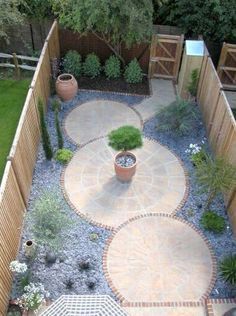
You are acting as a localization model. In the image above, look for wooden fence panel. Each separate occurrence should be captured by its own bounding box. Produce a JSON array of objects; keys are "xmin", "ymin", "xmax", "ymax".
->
[
  {"xmin": 0, "ymin": 20, "xmax": 60, "ymax": 314},
  {"xmin": 198, "ymin": 58, "xmax": 222, "ymax": 134},
  {"xmin": 196, "ymin": 49, "xmax": 236, "ymax": 234},
  {"xmin": 0, "ymin": 162, "xmax": 26, "ymax": 313},
  {"xmin": 217, "ymin": 42, "xmax": 236, "ymax": 90}
]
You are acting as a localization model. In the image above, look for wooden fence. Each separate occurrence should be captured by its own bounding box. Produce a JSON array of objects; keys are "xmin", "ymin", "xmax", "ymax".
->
[
  {"xmin": 148, "ymin": 34, "xmax": 184, "ymax": 81},
  {"xmin": 197, "ymin": 51, "xmax": 236, "ymax": 232},
  {"xmin": 59, "ymin": 28, "xmax": 151, "ymax": 73},
  {"xmin": 217, "ymin": 42, "xmax": 236, "ymax": 90},
  {"xmin": 0, "ymin": 20, "xmax": 60, "ymax": 314},
  {"xmin": 0, "ymin": 52, "xmax": 39, "ymax": 78}
]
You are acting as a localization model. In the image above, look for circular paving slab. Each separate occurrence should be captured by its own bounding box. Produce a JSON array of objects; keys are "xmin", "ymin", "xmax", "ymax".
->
[
  {"xmin": 64, "ymin": 100, "xmax": 141, "ymax": 145},
  {"xmin": 104, "ymin": 215, "xmax": 215, "ymax": 303},
  {"xmin": 63, "ymin": 138, "xmax": 187, "ymax": 228}
]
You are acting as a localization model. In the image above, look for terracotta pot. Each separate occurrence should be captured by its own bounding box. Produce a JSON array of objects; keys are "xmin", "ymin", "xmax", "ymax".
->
[
  {"xmin": 56, "ymin": 74, "xmax": 78, "ymax": 101},
  {"xmin": 114, "ymin": 152, "xmax": 137, "ymax": 182}
]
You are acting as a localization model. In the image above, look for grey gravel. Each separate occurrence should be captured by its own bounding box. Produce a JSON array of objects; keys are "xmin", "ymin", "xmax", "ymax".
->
[
  {"xmin": 143, "ymin": 110, "xmax": 236, "ymax": 298},
  {"xmin": 116, "ymin": 154, "xmax": 136, "ymax": 167}
]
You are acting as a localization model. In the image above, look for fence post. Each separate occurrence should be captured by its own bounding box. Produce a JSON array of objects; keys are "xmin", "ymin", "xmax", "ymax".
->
[{"xmin": 12, "ymin": 53, "xmax": 20, "ymax": 79}]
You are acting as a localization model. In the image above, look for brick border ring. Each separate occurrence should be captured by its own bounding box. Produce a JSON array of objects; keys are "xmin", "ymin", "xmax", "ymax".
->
[
  {"xmin": 60, "ymin": 136, "xmax": 189, "ymax": 231},
  {"xmin": 62, "ymin": 99, "xmax": 144, "ymax": 147},
  {"xmin": 102, "ymin": 213, "xmax": 217, "ymax": 305}
]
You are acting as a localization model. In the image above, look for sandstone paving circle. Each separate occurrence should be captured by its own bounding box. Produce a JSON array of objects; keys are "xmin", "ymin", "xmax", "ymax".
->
[
  {"xmin": 63, "ymin": 138, "xmax": 187, "ymax": 228},
  {"xmin": 64, "ymin": 100, "xmax": 142, "ymax": 145},
  {"xmin": 105, "ymin": 215, "xmax": 215, "ymax": 302}
]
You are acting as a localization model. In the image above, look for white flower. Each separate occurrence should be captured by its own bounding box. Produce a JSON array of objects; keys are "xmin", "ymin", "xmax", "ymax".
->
[{"xmin": 9, "ymin": 261, "xmax": 27, "ymax": 274}]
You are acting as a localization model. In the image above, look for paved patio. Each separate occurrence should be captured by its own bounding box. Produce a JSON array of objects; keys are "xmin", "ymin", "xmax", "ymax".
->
[
  {"xmin": 105, "ymin": 215, "xmax": 214, "ymax": 303},
  {"xmin": 64, "ymin": 100, "xmax": 141, "ymax": 145},
  {"xmin": 63, "ymin": 138, "xmax": 187, "ymax": 228},
  {"xmin": 61, "ymin": 79, "xmax": 217, "ymax": 314}
]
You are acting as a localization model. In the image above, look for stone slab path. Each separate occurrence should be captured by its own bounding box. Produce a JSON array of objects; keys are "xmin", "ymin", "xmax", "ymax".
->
[
  {"xmin": 64, "ymin": 99, "xmax": 141, "ymax": 145},
  {"xmin": 104, "ymin": 215, "xmax": 215, "ymax": 303},
  {"xmin": 63, "ymin": 138, "xmax": 187, "ymax": 229},
  {"xmin": 133, "ymin": 79, "xmax": 176, "ymax": 122}
]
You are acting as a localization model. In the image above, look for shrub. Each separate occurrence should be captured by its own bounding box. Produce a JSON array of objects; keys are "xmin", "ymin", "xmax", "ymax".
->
[
  {"xmin": 124, "ymin": 58, "xmax": 143, "ymax": 83},
  {"xmin": 55, "ymin": 148, "xmax": 73, "ymax": 164},
  {"xmin": 38, "ymin": 99, "xmax": 53, "ymax": 160},
  {"xmin": 156, "ymin": 98, "xmax": 198, "ymax": 135},
  {"xmin": 195, "ymin": 156, "xmax": 236, "ymax": 209},
  {"xmin": 108, "ymin": 125, "xmax": 143, "ymax": 152},
  {"xmin": 104, "ymin": 55, "xmax": 121, "ymax": 79},
  {"xmin": 55, "ymin": 110, "xmax": 63, "ymax": 149},
  {"xmin": 29, "ymin": 191, "xmax": 72, "ymax": 251},
  {"xmin": 200, "ymin": 211, "xmax": 225, "ymax": 234},
  {"xmin": 191, "ymin": 149, "xmax": 207, "ymax": 166},
  {"xmin": 51, "ymin": 98, "xmax": 60, "ymax": 112},
  {"xmin": 83, "ymin": 53, "xmax": 101, "ymax": 78},
  {"xmin": 187, "ymin": 69, "xmax": 199, "ymax": 97},
  {"xmin": 220, "ymin": 255, "xmax": 236, "ymax": 285},
  {"xmin": 63, "ymin": 50, "xmax": 82, "ymax": 78}
]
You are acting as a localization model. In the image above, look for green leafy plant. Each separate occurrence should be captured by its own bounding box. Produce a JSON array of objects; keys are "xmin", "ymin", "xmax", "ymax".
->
[
  {"xmin": 200, "ymin": 211, "xmax": 225, "ymax": 234},
  {"xmin": 55, "ymin": 149, "xmax": 73, "ymax": 164},
  {"xmin": 83, "ymin": 53, "xmax": 101, "ymax": 78},
  {"xmin": 104, "ymin": 55, "xmax": 121, "ymax": 79},
  {"xmin": 0, "ymin": 0, "xmax": 25, "ymax": 43},
  {"xmin": 187, "ymin": 69, "xmax": 199, "ymax": 98},
  {"xmin": 51, "ymin": 99, "xmax": 61, "ymax": 112},
  {"xmin": 108, "ymin": 125, "xmax": 143, "ymax": 152},
  {"xmin": 29, "ymin": 191, "xmax": 72, "ymax": 251},
  {"xmin": 195, "ymin": 156, "xmax": 236, "ymax": 209},
  {"xmin": 156, "ymin": 98, "xmax": 198, "ymax": 135},
  {"xmin": 220, "ymin": 254, "xmax": 236, "ymax": 285},
  {"xmin": 38, "ymin": 99, "xmax": 53, "ymax": 160},
  {"xmin": 51, "ymin": 0, "xmax": 153, "ymax": 64},
  {"xmin": 63, "ymin": 50, "xmax": 82, "ymax": 78},
  {"xmin": 124, "ymin": 58, "xmax": 143, "ymax": 83},
  {"xmin": 191, "ymin": 149, "xmax": 207, "ymax": 166},
  {"xmin": 55, "ymin": 110, "xmax": 63, "ymax": 149}
]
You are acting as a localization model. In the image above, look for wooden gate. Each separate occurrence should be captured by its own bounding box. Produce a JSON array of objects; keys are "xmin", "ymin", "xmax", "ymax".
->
[
  {"xmin": 217, "ymin": 42, "xmax": 236, "ymax": 90},
  {"xmin": 148, "ymin": 34, "xmax": 184, "ymax": 81}
]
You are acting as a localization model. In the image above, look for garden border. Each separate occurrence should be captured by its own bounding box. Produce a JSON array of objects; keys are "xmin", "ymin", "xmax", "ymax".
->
[{"xmin": 102, "ymin": 213, "xmax": 217, "ymax": 305}]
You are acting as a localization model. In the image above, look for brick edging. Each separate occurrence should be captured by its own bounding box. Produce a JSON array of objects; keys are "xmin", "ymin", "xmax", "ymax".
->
[
  {"xmin": 122, "ymin": 301, "xmax": 205, "ymax": 307},
  {"xmin": 60, "ymin": 136, "xmax": 189, "ymax": 230},
  {"xmin": 206, "ymin": 298, "xmax": 236, "ymax": 316},
  {"xmin": 62, "ymin": 99, "xmax": 144, "ymax": 147},
  {"xmin": 102, "ymin": 213, "xmax": 217, "ymax": 304}
]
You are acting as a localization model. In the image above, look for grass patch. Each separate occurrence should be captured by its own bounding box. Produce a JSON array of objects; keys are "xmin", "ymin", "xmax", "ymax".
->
[{"xmin": 0, "ymin": 79, "xmax": 30, "ymax": 181}]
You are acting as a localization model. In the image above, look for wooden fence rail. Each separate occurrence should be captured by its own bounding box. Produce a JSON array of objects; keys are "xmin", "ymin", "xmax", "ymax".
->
[
  {"xmin": 0, "ymin": 20, "xmax": 60, "ymax": 314},
  {"xmin": 197, "ymin": 51, "xmax": 236, "ymax": 232}
]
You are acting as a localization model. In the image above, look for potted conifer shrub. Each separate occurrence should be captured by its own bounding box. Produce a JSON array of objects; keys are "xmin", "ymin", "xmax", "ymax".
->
[{"xmin": 108, "ymin": 125, "xmax": 143, "ymax": 182}]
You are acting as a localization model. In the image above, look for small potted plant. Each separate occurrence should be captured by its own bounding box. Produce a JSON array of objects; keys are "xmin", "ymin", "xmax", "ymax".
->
[{"xmin": 108, "ymin": 125, "xmax": 143, "ymax": 182}]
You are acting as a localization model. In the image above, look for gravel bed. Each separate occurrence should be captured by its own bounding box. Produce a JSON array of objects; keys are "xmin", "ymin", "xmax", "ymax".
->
[
  {"xmin": 11, "ymin": 90, "xmax": 145, "ymax": 302},
  {"xmin": 12, "ymin": 90, "xmax": 235, "ymax": 302},
  {"xmin": 143, "ymin": 111, "xmax": 236, "ymax": 298}
]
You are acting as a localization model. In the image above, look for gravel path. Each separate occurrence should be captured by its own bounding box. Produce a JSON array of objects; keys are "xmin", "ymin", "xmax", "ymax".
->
[{"xmin": 12, "ymin": 90, "xmax": 236, "ymax": 302}]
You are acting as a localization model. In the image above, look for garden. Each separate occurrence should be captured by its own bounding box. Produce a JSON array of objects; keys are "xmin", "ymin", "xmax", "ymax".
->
[{"xmin": 1, "ymin": 0, "xmax": 236, "ymax": 315}]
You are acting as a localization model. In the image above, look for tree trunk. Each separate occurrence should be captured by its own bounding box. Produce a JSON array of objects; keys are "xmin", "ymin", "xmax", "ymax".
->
[{"xmin": 92, "ymin": 31, "xmax": 125, "ymax": 65}]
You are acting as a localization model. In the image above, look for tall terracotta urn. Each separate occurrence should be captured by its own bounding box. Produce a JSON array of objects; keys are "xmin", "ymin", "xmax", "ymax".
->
[{"xmin": 56, "ymin": 74, "xmax": 78, "ymax": 101}]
